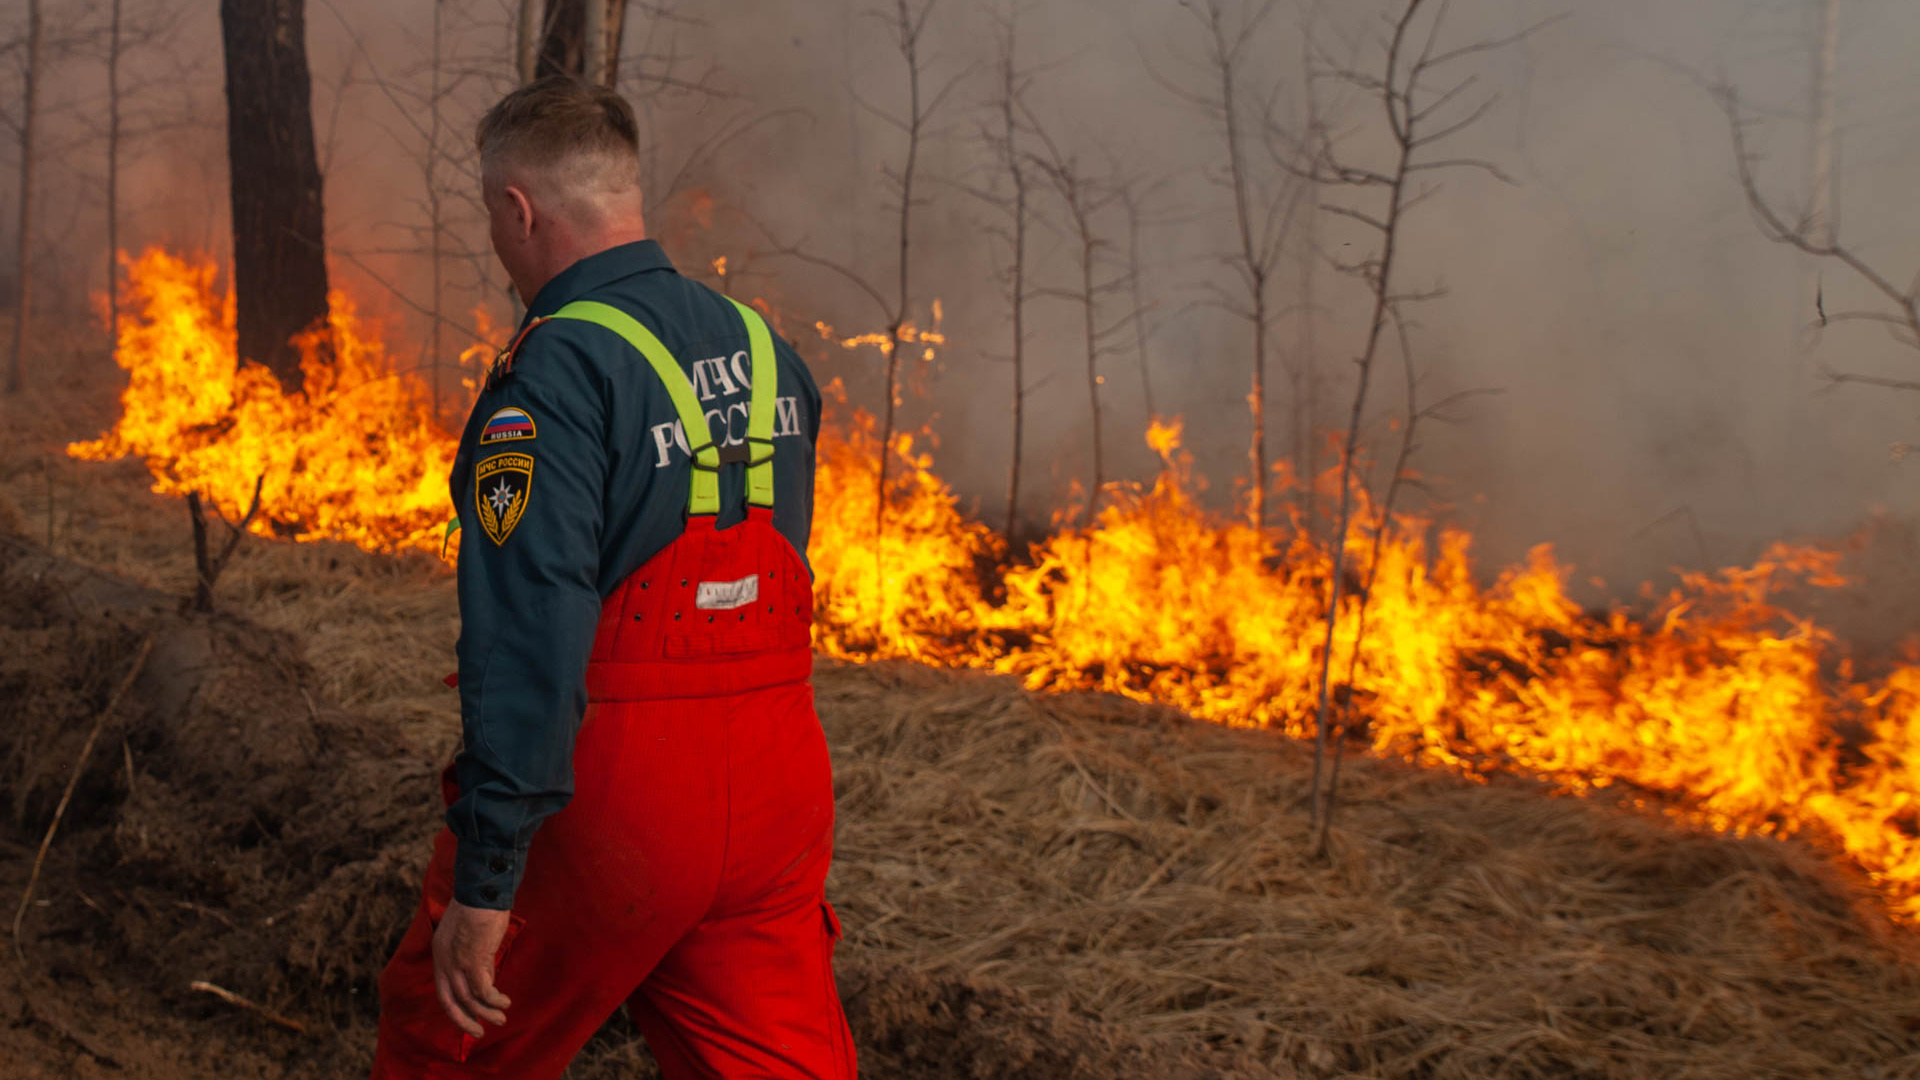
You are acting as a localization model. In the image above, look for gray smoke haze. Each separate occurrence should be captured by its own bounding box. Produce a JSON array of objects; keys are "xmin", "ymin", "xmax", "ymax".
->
[{"xmin": 7, "ymin": 0, "xmax": 1920, "ymax": 614}]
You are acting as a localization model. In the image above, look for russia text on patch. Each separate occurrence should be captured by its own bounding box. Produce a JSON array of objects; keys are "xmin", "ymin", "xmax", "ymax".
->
[{"xmin": 481, "ymin": 406, "xmax": 537, "ymax": 444}]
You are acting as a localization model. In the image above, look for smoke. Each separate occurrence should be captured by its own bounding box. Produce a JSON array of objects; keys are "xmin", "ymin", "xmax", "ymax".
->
[{"xmin": 8, "ymin": 0, "xmax": 1920, "ymax": 611}]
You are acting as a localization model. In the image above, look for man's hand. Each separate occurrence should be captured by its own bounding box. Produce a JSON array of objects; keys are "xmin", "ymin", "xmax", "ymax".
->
[{"xmin": 432, "ymin": 900, "xmax": 515, "ymax": 1038}]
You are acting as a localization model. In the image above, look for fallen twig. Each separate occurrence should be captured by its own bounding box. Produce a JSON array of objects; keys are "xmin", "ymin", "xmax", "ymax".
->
[
  {"xmin": 189, "ymin": 980, "xmax": 310, "ymax": 1035},
  {"xmin": 175, "ymin": 901, "xmax": 236, "ymax": 928},
  {"xmin": 11, "ymin": 635, "xmax": 155, "ymax": 961}
]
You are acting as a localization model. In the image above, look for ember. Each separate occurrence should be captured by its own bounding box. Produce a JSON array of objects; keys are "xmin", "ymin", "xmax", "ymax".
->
[{"xmin": 75, "ymin": 246, "xmax": 1920, "ymax": 924}]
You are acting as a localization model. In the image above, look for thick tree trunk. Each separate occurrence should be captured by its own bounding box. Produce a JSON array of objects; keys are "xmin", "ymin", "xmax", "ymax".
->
[
  {"xmin": 220, "ymin": 0, "xmax": 331, "ymax": 395},
  {"xmin": 536, "ymin": 0, "xmax": 627, "ymax": 86},
  {"xmin": 6, "ymin": 0, "xmax": 40, "ymax": 396}
]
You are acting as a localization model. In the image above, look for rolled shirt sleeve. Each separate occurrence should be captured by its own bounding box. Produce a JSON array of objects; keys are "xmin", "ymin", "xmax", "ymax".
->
[{"xmin": 446, "ymin": 332, "xmax": 608, "ymax": 910}]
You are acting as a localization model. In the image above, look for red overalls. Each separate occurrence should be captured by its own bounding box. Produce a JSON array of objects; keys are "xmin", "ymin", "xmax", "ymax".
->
[{"xmin": 371, "ymin": 298, "xmax": 856, "ymax": 1080}]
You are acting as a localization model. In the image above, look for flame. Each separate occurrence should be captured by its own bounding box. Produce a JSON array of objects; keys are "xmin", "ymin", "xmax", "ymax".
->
[
  {"xmin": 70, "ymin": 250, "xmax": 459, "ymax": 551},
  {"xmin": 813, "ymin": 307, "xmax": 946, "ymax": 361},
  {"xmin": 74, "ymin": 248, "xmax": 1920, "ymax": 923},
  {"xmin": 810, "ymin": 418, "xmax": 1920, "ymax": 921}
]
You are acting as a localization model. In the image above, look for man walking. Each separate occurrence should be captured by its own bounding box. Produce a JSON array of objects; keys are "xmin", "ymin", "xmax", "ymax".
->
[{"xmin": 371, "ymin": 77, "xmax": 855, "ymax": 1080}]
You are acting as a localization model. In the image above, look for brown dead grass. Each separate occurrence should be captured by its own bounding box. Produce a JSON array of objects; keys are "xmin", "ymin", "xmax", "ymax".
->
[
  {"xmin": 822, "ymin": 659, "xmax": 1920, "ymax": 1078},
  {"xmin": 3, "ymin": 370, "xmax": 1920, "ymax": 1079}
]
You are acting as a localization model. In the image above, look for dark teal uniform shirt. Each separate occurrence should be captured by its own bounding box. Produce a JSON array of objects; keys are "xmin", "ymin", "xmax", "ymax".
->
[{"xmin": 448, "ymin": 240, "xmax": 821, "ymax": 910}]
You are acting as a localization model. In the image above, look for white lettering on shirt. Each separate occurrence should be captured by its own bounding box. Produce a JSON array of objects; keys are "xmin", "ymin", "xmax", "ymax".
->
[
  {"xmin": 691, "ymin": 355, "xmax": 739, "ymax": 401},
  {"xmin": 773, "ymin": 396, "xmax": 802, "ymax": 438},
  {"xmin": 650, "ymin": 396, "xmax": 804, "ymax": 467}
]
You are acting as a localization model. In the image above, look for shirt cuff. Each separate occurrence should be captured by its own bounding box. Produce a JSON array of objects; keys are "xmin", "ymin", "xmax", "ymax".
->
[{"xmin": 451, "ymin": 842, "xmax": 526, "ymax": 910}]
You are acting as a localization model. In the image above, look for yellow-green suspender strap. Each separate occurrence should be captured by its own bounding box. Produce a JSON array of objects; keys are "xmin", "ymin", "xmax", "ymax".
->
[
  {"xmin": 547, "ymin": 299, "xmax": 777, "ymax": 516},
  {"xmin": 729, "ymin": 297, "xmax": 779, "ymax": 509}
]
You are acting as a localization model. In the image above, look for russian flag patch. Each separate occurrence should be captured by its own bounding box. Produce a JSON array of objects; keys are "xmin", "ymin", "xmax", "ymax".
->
[{"xmin": 480, "ymin": 406, "xmax": 536, "ymax": 444}]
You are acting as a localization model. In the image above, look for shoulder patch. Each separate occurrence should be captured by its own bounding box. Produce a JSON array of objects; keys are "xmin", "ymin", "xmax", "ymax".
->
[
  {"xmin": 480, "ymin": 406, "xmax": 537, "ymax": 444},
  {"xmin": 475, "ymin": 452, "xmax": 534, "ymax": 546}
]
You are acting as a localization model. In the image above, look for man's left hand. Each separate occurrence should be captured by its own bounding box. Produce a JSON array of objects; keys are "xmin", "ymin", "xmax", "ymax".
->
[{"xmin": 432, "ymin": 899, "xmax": 514, "ymax": 1038}]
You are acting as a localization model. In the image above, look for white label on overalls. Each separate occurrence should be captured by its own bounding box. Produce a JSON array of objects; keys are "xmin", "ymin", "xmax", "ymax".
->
[{"xmin": 695, "ymin": 575, "xmax": 760, "ymax": 610}]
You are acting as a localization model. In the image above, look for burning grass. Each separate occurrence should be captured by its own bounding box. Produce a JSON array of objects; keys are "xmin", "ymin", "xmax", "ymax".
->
[
  {"xmin": 68, "ymin": 250, "xmax": 465, "ymax": 553},
  {"xmin": 61, "ymin": 246, "xmax": 1920, "ymax": 929},
  {"xmin": 0, "ymin": 455, "xmax": 1916, "ymax": 1076}
]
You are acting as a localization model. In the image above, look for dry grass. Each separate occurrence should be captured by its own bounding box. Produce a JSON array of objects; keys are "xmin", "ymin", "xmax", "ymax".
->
[
  {"xmin": 3, "ymin": 352, "xmax": 463, "ymax": 751},
  {"xmin": 4, "ymin": 364, "xmax": 1920, "ymax": 1079},
  {"xmin": 820, "ymin": 660, "xmax": 1920, "ymax": 1078}
]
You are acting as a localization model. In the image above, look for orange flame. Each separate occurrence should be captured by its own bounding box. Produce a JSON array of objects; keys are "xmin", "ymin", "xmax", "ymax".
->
[
  {"xmin": 74, "ymin": 248, "xmax": 1920, "ymax": 923},
  {"xmin": 70, "ymin": 250, "xmax": 459, "ymax": 551},
  {"xmin": 813, "ymin": 301, "xmax": 946, "ymax": 362}
]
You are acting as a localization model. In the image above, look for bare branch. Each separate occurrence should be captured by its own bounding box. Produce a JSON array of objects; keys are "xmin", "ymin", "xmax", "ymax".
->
[
  {"xmin": 1717, "ymin": 83, "xmax": 1920, "ymax": 350},
  {"xmin": 1421, "ymin": 13, "xmax": 1567, "ymax": 70},
  {"xmin": 1410, "ymin": 90, "xmax": 1500, "ymax": 147},
  {"xmin": 1818, "ymin": 366, "xmax": 1920, "ymax": 394},
  {"xmin": 1405, "ymin": 157, "xmax": 1516, "ymax": 184},
  {"xmin": 1320, "ymin": 203, "xmax": 1389, "ymax": 233}
]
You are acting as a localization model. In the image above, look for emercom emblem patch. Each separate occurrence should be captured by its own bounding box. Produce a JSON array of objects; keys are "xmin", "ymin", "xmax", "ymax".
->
[
  {"xmin": 475, "ymin": 452, "xmax": 534, "ymax": 546},
  {"xmin": 481, "ymin": 406, "xmax": 536, "ymax": 444}
]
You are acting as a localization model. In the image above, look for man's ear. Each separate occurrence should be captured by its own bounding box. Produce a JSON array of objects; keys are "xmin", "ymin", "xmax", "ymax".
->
[{"xmin": 505, "ymin": 184, "xmax": 535, "ymax": 241}]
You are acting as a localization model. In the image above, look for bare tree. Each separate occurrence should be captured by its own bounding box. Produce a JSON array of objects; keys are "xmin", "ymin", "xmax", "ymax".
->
[
  {"xmin": 616, "ymin": 10, "xmax": 777, "ymax": 221},
  {"xmin": 516, "ymin": 0, "xmax": 539, "ymax": 82},
  {"xmin": 761, "ymin": 0, "xmax": 958, "ymax": 609},
  {"xmin": 1028, "ymin": 127, "xmax": 1132, "ymax": 521},
  {"xmin": 967, "ymin": 3, "xmax": 1038, "ymax": 542},
  {"xmin": 220, "ymin": 0, "xmax": 332, "ymax": 393},
  {"xmin": 583, "ymin": 0, "xmax": 623, "ymax": 86},
  {"xmin": 1313, "ymin": 312, "xmax": 1498, "ymax": 854},
  {"xmin": 428, "ymin": 0, "xmax": 447, "ymax": 413},
  {"xmin": 1291, "ymin": 0, "xmax": 1538, "ymax": 836},
  {"xmin": 1799, "ymin": 0, "xmax": 1839, "ymax": 360},
  {"xmin": 1166, "ymin": 0, "xmax": 1307, "ymax": 528},
  {"xmin": 873, "ymin": 0, "xmax": 940, "ymax": 543},
  {"xmin": 5, "ymin": 0, "xmax": 41, "ymax": 396},
  {"xmin": 319, "ymin": 0, "xmax": 532, "ymax": 388},
  {"xmin": 534, "ymin": 0, "xmax": 628, "ymax": 85},
  {"xmin": 1720, "ymin": 80, "xmax": 1920, "ymax": 390},
  {"xmin": 1716, "ymin": 3, "xmax": 1920, "ymax": 399},
  {"xmin": 323, "ymin": 0, "xmax": 753, "ymax": 420},
  {"xmin": 1117, "ymin": 178, "xmax": 1170, "ymax": 422},
  {"xmin": 104, "ymin": 0, "xmax": 120, "ymax": 338},
  {"xmin": 94, "ymin": 0, "xmax": 193, "ymax": 359},
  {"xmin": 1289, "ymin": 27, "xmax": 1326, "ymax": 535}
]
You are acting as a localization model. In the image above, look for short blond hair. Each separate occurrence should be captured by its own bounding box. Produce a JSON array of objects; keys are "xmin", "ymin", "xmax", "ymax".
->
[{"xmin": 475, "ymin": 76, "xmax": 642, "ymax": 208}]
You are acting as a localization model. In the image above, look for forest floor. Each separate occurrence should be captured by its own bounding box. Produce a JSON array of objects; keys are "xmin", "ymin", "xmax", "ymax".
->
[{"xmin": 2, "ymin": 340, "xmax": 1918, "ymax": 1079}]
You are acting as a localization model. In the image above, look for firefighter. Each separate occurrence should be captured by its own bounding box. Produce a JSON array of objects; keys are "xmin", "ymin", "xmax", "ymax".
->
[{"xmin": 370, "ymin": 76, "xmax": 855, "ymax": 1079}]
